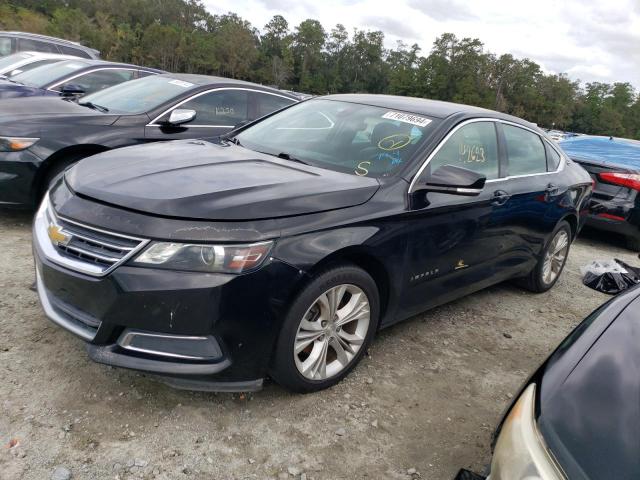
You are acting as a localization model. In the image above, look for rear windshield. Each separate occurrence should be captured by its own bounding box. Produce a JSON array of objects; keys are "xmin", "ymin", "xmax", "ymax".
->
[
  {"xmin": 79, "ymin": 75, "xmax": 196, "ymax": 114},
  {"xmin": 11, "ymin": 59, "xmax": 88, "ymax": 87},
  {"xmin": 236, "ymin": 99, "xmax": 439, "ymax": 178}
]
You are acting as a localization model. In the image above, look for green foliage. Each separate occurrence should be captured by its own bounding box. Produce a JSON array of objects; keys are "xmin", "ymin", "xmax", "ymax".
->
[{"xmin": 2, "ymin": 0, "xmax": 639, "ymax": 138}]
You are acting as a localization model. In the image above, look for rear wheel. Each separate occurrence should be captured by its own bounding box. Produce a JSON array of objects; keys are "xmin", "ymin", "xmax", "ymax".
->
[
  {"xmin": 519, "ymin": 221, "xmax": 572, "ymax": 293},
  {"xmin": 270, "ymin": 264, "xmax": 379, "ymax": 393}
]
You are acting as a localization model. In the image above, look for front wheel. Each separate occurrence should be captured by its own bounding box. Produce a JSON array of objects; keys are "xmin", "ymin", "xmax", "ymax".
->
[
  {"xmin": 519, "ymin": 221, "xmax": 572, "ymax": 293},
  {"xmin": 270, "ymin": 264, "xmax": 379, "ymax": 393}
]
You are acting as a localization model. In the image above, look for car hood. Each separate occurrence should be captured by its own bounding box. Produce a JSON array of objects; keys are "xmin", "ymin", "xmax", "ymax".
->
[
  {"xmin": 0, "ymin": 80, "xmax": 55, "ymax": 99},
  {"xmin": 537, "ymin": 286, "xmax": 640, "ymax": 479},
  {"xmin": 66, "ymin": 140, "xmax": 380, "ymax": 220},
  {"xmin": 0, "ymin": 96, "xmax": 114, "ymax": 122}
]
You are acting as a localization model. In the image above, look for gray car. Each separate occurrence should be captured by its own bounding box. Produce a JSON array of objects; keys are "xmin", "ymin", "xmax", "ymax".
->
[{"xmin": 0, "ymin": 31, "xmax": 100, "ymax": 59}]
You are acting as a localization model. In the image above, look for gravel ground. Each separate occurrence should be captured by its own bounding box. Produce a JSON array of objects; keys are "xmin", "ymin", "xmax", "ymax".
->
[{"xmin": 1, "ymin": 209, "xmax": 638, "ymax": 480}]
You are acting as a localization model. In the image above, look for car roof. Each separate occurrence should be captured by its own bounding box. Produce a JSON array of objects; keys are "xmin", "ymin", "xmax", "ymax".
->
[
  {"xmin": 52, "ymin": 58, "xmax": 165, "ymax": 72},
  {"xmin": 0, "ymin": 31, "xmax": 99, "ymax": 55},
  {"xmin": 156, "ymin": 73, "xmax": 299, "ymax": 97},
  {"xmin": 321, "ymin": 93, "xmax": 537, "ymax": 126}
]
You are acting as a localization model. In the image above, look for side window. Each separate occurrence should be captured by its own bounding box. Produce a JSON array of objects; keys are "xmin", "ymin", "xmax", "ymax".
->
[
  {"xmin": 178, "ymin": 90, "xmax": 249, "ymax": 126},
  {"xmin": 57, "ymin": 69, "xmax": 135, "ymax": 94},
  {"xmin": 0, "ymin": 37, "xmax": 13, "ymax": 56},
  {"xmin": 429, "ymin": 122, "xmax": 499, "ymax": 180},
  {"xmin": 58, "ymin": 45, "xmax": 92, "ymax": 59},
  {"xmin": 503, "ymin": 125, "xmax": 547, "ymax": 176},
  {"xmin": 254, "ymin": 93, "xmax": 294, "ymax": 119},
  {"xmin": 136, "ymin": 70, "xmax": 156, "ymax": 79},
  {"xmin": 545, "ymin": 143, "xmax": 561, "ymax": 171},
  {"xmin": 17, "ymin": 38, "xmax": 59, "ymax": 53}
]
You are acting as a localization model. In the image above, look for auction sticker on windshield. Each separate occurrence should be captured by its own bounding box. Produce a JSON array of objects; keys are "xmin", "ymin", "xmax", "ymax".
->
[
  {"xmin": 169, "ymin": 79, "xmax": 194, "ymax": 88},
  {"xmin": 382, "ymin": 111, "xmax": 432, "ymax": 127}
]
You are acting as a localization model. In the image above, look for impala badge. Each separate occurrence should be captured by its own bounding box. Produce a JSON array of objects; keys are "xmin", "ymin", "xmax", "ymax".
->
[{"xmin": 454, "ymin": 259, "xmax": 469, "ymax": 270}]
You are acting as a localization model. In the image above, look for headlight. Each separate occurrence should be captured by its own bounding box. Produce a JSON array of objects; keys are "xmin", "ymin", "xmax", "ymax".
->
[
  {"xmin": 0, "ymin": 136, "xmax": 39, "ymax": 152},
  {"xmin": 132, "ymin": 241, "xmax": 273, "ymax": 273},
  {"xmin": 490, "ymin": 384, "xmax": 565, "ymax": 480}
]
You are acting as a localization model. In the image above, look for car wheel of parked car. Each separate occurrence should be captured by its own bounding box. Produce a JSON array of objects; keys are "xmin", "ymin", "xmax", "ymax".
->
[
  {"xmin": 270, "ymin": 264, "xmax": 379, "ymax": 392},
  {"xmin": 519, "ymin": 221, "xmax": 572, "ymax": 293},
  {"xmin": 627, "ymin": 236, "xmax": 640, "ymax": 252},
  {"xmin": 40, "ymin": 153, "xmax": 88, "ymax": 199}
]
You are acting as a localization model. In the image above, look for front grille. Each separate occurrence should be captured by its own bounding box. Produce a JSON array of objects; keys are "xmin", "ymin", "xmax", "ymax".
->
[
  {"xmin": 56, "ymin": 218, "xmax": 143, "ymax": 269},
  {"xmin": 40, "ymin": 199, "xmax": 149, "ymax": 276}
]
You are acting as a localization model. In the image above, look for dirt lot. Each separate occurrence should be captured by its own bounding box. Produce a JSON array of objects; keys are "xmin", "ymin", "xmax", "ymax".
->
[{"xmin": 1, "ymin": 209, "xmax": 638, "ymax": 480}]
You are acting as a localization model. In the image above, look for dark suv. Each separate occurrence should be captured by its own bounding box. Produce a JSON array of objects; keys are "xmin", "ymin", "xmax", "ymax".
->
[{"xmin": 0, "ymin": 31, "xmax": 100, "ymax": 59}]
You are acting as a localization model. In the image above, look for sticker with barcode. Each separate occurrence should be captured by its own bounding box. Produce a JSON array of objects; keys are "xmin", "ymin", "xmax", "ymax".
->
[
  {"xmin": 382, "ymin": 111, "xmax": 432, "ymax": 127},
  {"xmin": 169, "ymin": 79, "xmax": 194, "ymax": 88}
]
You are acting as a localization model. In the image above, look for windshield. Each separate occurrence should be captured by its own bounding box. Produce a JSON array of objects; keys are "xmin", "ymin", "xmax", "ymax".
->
[
  {"xmin": 0, "ymin": 52, "xmax": 33, "ymax": 72},
  {"xmin": 11, "ymin": 59, "xmax": 87, "ymax": 87},
  {"xmin": 79, "ymin": 75, "xmax": 195, "ymax": 114},
  {"xmin": 235, "ymin": 99, "xmax": 439, "ymax": 178}
]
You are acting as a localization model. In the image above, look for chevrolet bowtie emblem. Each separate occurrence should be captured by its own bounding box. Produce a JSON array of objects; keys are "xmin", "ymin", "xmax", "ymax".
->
[{"xmin": 47, "ymin": 225, "xmax": 71, "ymax": 246}]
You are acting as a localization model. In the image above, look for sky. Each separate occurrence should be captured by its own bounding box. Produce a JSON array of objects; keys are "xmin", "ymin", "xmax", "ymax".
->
[{"xmin": 203, "ymin": 0, "xmax": 640, "ymax": 88}]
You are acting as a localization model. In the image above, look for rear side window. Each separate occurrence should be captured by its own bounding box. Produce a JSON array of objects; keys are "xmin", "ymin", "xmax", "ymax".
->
[
  {"xmin": 503, "ymin": 125, "xmax": 547, "ymax": 176},
  {"xmin": 0, "ymin": 37, "xmax": 12, "ymax": 56},
  {"xmin": 429, "ymin": 121, "xmax": 500, "ymax": 180},
  {"xmin": 545, "ymin": 143, "xmax": 561, "ymax": 171},
  {"xmin": 179, "ymin": 90, "xmax": 249, "ymax": 126},
  {"xmin": 254, "ymin": 93, "xmax": 295, "ymax": 119},
  {"xmin": 56, "ymin": 69, "xmax": 135, "ymax": 94},
  {"xmin": 17, "ymin": 38, "xmax": 59, "ymax": 53},
  {"xmin": 58, "ymin": 45, "xmax": 92, "ymax": 59}
]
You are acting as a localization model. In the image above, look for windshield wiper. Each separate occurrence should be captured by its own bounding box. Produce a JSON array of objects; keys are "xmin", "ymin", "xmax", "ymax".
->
[
  {"xmin": 78, "ymin": 101, "xmax": 109, "ymax": 113},
  {"xmin": 225, "ymin": 136, "xmax": 241, "ymax": 146},
  {"xmin": 276, "ymin": 152, "xmax": 310, "ymax": 165}
]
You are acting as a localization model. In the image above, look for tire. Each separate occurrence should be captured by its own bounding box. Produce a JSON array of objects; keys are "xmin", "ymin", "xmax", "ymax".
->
[
  {"xmin": 626, "ymin": 236, "xmax": 640, "ymax": 252},
  {"xmin": 270, "ymin": 264, "xmax": 380, "ymax": 393},
  {"xmin": 518, "ymin": 221, "xmax": 572, "ymax": 293},
  {"xmin": 39, "ymin": 153, "xmax": 87, "ymax": 199}
]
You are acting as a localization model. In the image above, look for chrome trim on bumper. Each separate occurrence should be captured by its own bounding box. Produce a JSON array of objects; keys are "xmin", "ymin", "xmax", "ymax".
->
[
  {"xmin": 117, "ymin": 330, "xmax": 222, "ymax": 361},
  {"xmin": 35, "ymin": 266, "xmax": 97, "ymax": 341}
]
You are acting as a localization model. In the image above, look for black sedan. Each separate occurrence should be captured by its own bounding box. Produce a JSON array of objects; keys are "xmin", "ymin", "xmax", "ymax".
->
[
  {"xmin": 485, "ymin": 283, "xmax": 640, "ymax": 479},
  {"xmin": 33, "ymin": 95, "xmax": 592, "ymax": 392},
  {"xmin": 560, "ymin": 135, "xmax": 640, "ymax": 251},
  {"xmin": 0, "ymin": 73, "xmax": 297, "ymax": 207},
  {"xmin": 0, "ymin": 58, "xmax": 163, "ymax": 99}
]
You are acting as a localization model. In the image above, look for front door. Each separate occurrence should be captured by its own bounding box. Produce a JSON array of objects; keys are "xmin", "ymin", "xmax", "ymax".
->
[{"xmin": 400, "ymin": 120, "xmax": 511, "ymax": 317}]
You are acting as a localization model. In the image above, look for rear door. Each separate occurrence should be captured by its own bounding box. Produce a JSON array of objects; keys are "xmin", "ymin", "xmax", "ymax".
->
[{"xmin": 491, "ymin": 123, "xmax": 562, "ymax": 269}]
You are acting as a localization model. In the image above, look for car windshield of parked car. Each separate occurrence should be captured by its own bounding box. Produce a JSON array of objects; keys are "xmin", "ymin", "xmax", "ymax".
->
[
  {"xmin": 79, "ymin": 75, "xmax": 196, "ymax": 114},
  {"xmin": 11, "ymin": 59, "xmax": 87, "ymax": 87},
  {"xmin": 235, "ymin": 99, "xmax": 439, "ymax": 178}
]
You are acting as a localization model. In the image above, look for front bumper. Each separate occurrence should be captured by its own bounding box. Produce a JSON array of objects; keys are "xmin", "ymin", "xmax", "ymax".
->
[
  {"xmin": 0, "ymin": 149, "xmax": 42, "ymax": 207},
  {"xmin": 33, "ymin": 205, "xmax": 303, "ymax": 390}
]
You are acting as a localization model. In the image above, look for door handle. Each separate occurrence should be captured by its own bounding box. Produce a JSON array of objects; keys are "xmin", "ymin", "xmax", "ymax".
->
[{"xmin": 491, "ymin": 190, "xmax": 511, "ymax": 206}]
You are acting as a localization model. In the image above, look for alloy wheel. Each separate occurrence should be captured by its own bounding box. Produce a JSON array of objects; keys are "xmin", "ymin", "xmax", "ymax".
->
[
  {"xmin": 293, "ymin": 284, "xmax": 371, "ymax": 380},
  {"xmin": 542, "ymin": 230, "xmax": 570, "ymax": 285}
]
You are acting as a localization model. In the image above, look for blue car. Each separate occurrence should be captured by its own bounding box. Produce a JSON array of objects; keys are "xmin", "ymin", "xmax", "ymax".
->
[
  {"xmin": 560, "ymin": 135, "xmax": 640, "ymax": 251},
  {"xmin": 0, "ymin": 58, "xmax": 163, "ymax": 99}
]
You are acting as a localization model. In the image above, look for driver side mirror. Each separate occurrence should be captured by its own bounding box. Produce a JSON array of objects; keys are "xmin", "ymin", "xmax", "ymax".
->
[
  {"xmin": 60, "ymin": 83, "xmax": 86, "ymax": 96},
  {"xmin": 423, "ymin": 165, "xmax": 486, "ymax": 196},
  {"xmin": 166, "ymin": 108, "xmax": 196, "ymax": 126}
]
